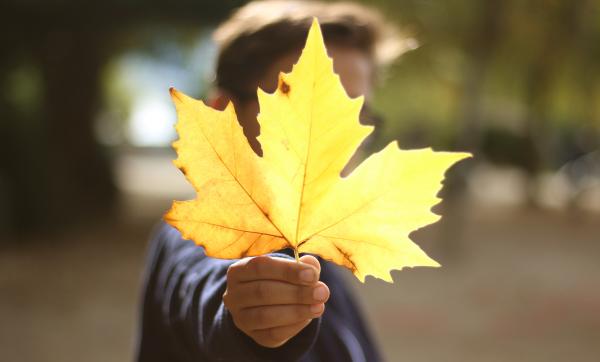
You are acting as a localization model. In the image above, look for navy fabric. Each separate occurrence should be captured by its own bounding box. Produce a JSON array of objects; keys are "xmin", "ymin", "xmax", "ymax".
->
[{"xmin": 136, "ymin": 222, "xmax": 382, "ymax": 362}]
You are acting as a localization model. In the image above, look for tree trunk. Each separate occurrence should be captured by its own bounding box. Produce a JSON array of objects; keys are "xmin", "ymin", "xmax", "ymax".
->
[{"xmin": 39, "ymin": 29, "xmax": 116, "ymax": 229}]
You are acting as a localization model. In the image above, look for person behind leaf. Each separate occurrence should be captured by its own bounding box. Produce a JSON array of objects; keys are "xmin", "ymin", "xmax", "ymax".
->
[{"xmin": 136, "ymin": 1, "xmax": 414, "ymax": 361}]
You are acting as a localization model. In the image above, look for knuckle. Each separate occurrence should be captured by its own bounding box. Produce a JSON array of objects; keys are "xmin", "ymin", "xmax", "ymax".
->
[
  {"xmin": 255, "ymin": 308, "xmax": 267, "ymax": 326},
  {"xmin": 256, "ymin": 307, "xmax": 271, "ymax": 327},
  {"xmin": 295, "ymin": 305, "xmax": 306, "ymax": 320},
  {"xmin": 296, "ymin": 286, "xmax": 305, "ymax": 302},
  {"xmin": 222, "ymin": 290, "xmax": 231, "ymax": 308},
  {"xmin": 253, "ymin": 256, "xmax": 270, "ymax": 278},
  {"xmin": 226, "ymin": 264, "xmax": 238, "ymax": 281},
  {"xmin": 255, "ymin": 281, "xmax": 268, "ymax": 302},
  {"xmin": 238, "ymin": 311, "xmax": 254, "ymax": 331},
  {"xmin": 267, "ymin": 327, "xmax": 287, "ymax": 344},
  {"xmin": 250, "ymin": 333, "xmax": 263, "ymax": 346},
  {"xmin": 255, "ymin": 334, "xmax": 277, "ymax": 348},
  {"xmin": 247, "ymin": 257, "xmax": 262, "ymax": 276},
  {"xmin": 231, "ymin": 313, "xmax": 246, "ymax": 331},
  {"xmin": 285, "ymin": 265, "xmax": 296, "ymax": 282}
]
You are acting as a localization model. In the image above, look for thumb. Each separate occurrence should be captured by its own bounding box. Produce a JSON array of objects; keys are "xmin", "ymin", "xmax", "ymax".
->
[{"xmin": 299, "ymin": 254, "xmax": 321, "ymax": 277}]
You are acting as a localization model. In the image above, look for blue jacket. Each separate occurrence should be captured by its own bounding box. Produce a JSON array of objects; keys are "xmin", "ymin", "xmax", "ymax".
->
[{"xmin": 136, "ymin": 223, "xmax": 382, "ymax": 362}]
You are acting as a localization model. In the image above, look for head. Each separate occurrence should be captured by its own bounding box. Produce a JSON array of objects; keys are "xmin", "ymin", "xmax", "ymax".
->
[{"xmin": 210, "ymin": 0, "xmax": 414, "ymax": 153}]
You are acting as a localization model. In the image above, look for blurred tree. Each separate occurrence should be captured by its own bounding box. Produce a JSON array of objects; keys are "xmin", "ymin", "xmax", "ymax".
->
[{"xmin": 0, "ymin": 0, "xmax": 243, "ymax": 235}]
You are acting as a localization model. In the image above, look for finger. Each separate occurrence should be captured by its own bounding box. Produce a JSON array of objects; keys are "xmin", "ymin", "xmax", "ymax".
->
[
  {"xmin": 299, "ymin": 254, "xmax": 321, "ymax": 275},
  {"xmin": 251, "ymin": 319, "xmax": 312, "ymax": 348},
  {"xmin": 232, "ymin": 280, "xmax": 329, "ymax": 308},
  {"xmin": 231, "ymin": 255, "xmax": 319, "ymax": 285},
  {"xmin": 239, "ymin": 303, "xmax": 325, "ymax": 330}
]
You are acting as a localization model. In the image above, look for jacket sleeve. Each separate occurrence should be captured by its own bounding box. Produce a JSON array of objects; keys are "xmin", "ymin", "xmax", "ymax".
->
[{"xmin": 139, "ymin": 222, "xmax": 320, "ymax": 362}]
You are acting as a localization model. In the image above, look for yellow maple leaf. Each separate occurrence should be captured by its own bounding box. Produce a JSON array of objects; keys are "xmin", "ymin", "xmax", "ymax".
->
[{"xmin": 165, "ymin": 19, "xmax": 471, "ymax": 282}]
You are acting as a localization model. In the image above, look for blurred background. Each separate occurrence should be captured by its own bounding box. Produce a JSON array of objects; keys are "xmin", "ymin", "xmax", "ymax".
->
[{"xmin": 1, "ymin": 0, "xmax": 599, "ymax": 361}]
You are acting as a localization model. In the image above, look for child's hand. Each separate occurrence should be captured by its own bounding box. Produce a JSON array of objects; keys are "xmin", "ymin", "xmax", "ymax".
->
[{"xmin": 223, "ymin": 254, "xmax": 330, "ymax": 348}]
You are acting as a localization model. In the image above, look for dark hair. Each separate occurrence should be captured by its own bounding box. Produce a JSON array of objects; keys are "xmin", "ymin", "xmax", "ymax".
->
[{"xmin": 213, "ymin": 0, "xmax": 414, "ymax": 100}]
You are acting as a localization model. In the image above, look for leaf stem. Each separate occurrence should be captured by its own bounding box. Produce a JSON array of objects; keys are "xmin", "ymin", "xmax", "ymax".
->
[{"xmin": 294, "ymin": 247, "xmax": 300, "ymax": 263}]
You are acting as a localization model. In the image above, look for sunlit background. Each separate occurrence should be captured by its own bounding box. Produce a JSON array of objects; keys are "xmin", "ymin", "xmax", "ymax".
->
[{"xmin": 1, "ymin": 1, "xmax": 599, "ymax": 361}]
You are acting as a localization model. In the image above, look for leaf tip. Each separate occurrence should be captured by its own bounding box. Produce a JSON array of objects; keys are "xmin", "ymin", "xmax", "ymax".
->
[
  {"xmin": 445, "ymin": 151, "xmax": 474, "ymax": 169},
  {"xmin": 306, "ymin": 17, "xmax": 326, "ymax": 52},
  {"xmin": 451, "ymin": 151, "xmax": 473, "ymax": 161},
  {"xmin": 169, "ymin": 87, "xmax": 184, "ymax": 103},
  {"xmin": 309, "ymin": 17, "xmax": 321, "ymax": 32}
]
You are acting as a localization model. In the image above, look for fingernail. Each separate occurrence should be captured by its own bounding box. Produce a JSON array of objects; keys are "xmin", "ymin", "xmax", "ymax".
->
[
  {"xmin": 313, "ymin": 285, "xmax": 327, "ymax": 301},
  {"xmin": 299, "ymin": 268, "xmax": 315, "ymax": 283},
  {"xmin": 310, "ymin": 303, "xmax": 324, "ymax": 314}
]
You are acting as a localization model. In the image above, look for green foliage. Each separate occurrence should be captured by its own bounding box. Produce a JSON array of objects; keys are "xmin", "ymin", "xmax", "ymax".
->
[{"xmin": 361, "ymin": 0, "xmax": 600, "ymax": 168}]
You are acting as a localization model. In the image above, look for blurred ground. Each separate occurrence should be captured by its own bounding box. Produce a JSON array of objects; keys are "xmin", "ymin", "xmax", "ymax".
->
[{"xmin": 1, "ymin": 151, "xmax": 599, "ymax": 362}]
